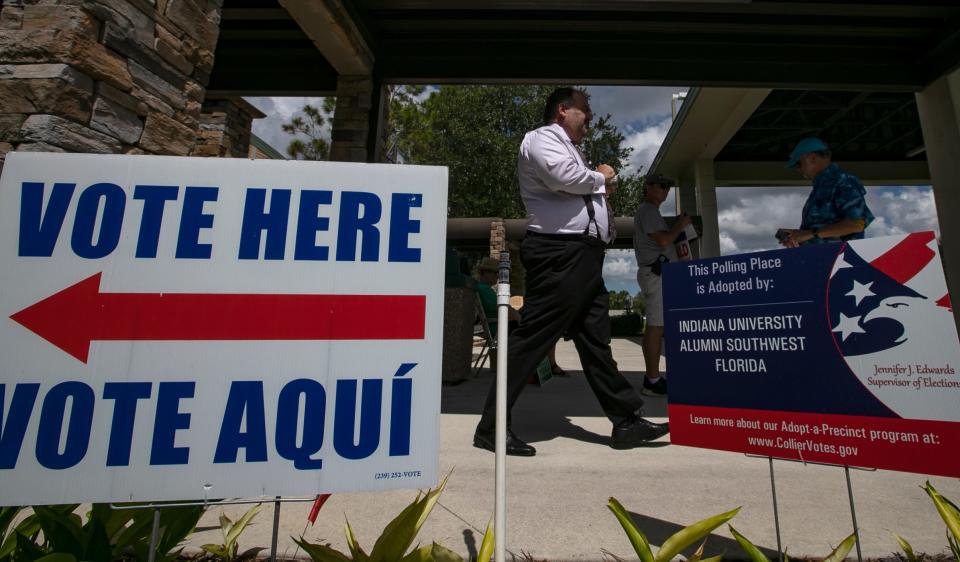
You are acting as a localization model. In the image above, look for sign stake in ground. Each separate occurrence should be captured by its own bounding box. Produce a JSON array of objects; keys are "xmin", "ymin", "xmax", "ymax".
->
[{"xmin": 495, "ymin": 251, "xmax": 512, "ymax": 562}]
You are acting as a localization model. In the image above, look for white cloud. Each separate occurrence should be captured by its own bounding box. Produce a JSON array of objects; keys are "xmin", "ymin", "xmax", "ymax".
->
[
  {"xmin": 622, "ymin": 117, "xmax": 673, "ymax": 175},
  {"xmin": 245, "ymin": 96, "xmax": 331, "ymax": 158},
  {"xmin": 719, "ymin": 232, "xmax": 739, "ymax": 255},
  {"xmin": 603, "ymin": 249, "xmax": 638, "ymax": 292},
  {"xmin": 604, "ymin": 185, "xmax": 941, "ymax": 292},
  {"xmin": 714, "ymin": 185, "xmax": 940, "ymax": 256},
  {"xmin": 865, "ymin": 188, "xmax": 940, "ymax": 237},
  {"xmin": 585, "ymin": 86, "xmax": 686, "ymax": 132},
  {"xmin": 716, "ymin": 188, "xmax": 809, "ymax": 254}
]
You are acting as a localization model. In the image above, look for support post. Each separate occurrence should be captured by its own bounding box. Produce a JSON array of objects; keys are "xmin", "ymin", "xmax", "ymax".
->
[
  {"xmin": 330, "ymin": 75, "xmax": 375, "ymax": 163},
  {"xmin": 844, "ymin": 466, "xmax": 863, "ymax": 562},
  {"xmin": 694, "ymin": 158, "xmax": 720, "ymax": 258},
  {"xmin": 768, "ymin": 458, "xmax": 783, "ymax": 562},
  {"xmin": 147, "ymin": 508, "xmax": 161, "ymax": 562},
  {"xmin": 271, "ymin": 496, "xmax": 282, "ymax": 562},
  {"xmin": 916, "ymin": 68, "xmax": 960, "ymax": 331},
  {"xmin": 494, "ymin": 251, "xmax": 511, "ymax": 562},
  {"xmin": 676, "ymin": 173, "xmax": 698, "ymax": 217}
]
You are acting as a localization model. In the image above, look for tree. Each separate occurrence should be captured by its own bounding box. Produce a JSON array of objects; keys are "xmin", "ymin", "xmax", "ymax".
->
[
  {"xmin": 282, "ymin": 98, "xmax": 336, "ymax": 160},
  {"xmin": 609, "ymin": 289, "xmax": 632, "ymax": 310},
  {"xmin": 390, "ymin": 85, "xmax": 640, "ymax": 218},
  {"xmin": 383, "ymin": 85, "xmax": 427, "ymax": 164},
  {"xmin": 580, "ymin": 114, "xmax": 645, "ymax": 214},
  {"xmin": 391, "ymin": 85, "xmax": 548, "ymax": 217}
]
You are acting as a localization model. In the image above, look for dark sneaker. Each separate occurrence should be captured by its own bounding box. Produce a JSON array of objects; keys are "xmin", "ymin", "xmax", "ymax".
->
[
  {"xmin": 473, "ymin": 429, "xmax": 537, "ymax": 456},
  {"xmin": 610, "ymin": 416, "xmax": 669, "ymax": 449},
  {"xmin": 641, "ymin": 377, "xmax": 667, "ymax": 396}
]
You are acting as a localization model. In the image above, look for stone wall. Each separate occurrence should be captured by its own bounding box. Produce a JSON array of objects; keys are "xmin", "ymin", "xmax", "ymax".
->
[
  {"xmin": 0, "ymin": 0, "xmax": 222, "ymax": 173},
  {"xmin": 192, "ymin": 97, "xmax": 264, "ymax": 158},
  {"xmin": 329, "ymin": 75, "xmax": 372, "ymax": 162},
  {"xmin": 489, "ymin": 218, "xmax": 506, "ymax": 258}
]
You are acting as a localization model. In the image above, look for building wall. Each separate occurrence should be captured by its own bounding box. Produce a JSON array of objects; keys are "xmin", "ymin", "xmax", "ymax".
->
[
  {"xmin": 0, "ymin": 0, "xmax": 222, "ymax": 173},
  {"xmin": 192, "ymin": 97, "xmax": 263, "ymax": 158}
]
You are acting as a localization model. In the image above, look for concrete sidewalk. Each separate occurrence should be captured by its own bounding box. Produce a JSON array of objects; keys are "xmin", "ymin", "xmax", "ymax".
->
[{"xmin": 187, "ymin": 339, "xmax": 960, "ymax": 561}]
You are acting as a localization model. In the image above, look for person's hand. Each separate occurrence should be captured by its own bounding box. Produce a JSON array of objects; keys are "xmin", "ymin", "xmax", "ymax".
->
[
  {"xmin": 779, "ymin": 229, "xmax": 805, "ymax": 248},
  {"xmin": 597, "ymin": 164, "xmax": 617, "ymax": 194},
  {"xmin": 677, "ymin": 212, "xmax": 692, "ymax": 228}
]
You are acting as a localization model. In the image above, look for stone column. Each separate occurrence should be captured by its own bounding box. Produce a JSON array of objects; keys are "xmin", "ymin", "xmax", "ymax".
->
[
  {"xmin": 191, "ymin": 97, "xmax": 264, "ymax": 158},
  {"xmin": 916, "ymin": 68, "xmax": 960, "ymax": 329},
  {"xmin": 489, "ymin": 218, "xmax": 506, "ymax": 258},
  {"xmin": 694, "ymin": 158, "xmax": 720, "ymax": 258},
  {"xmin": 329, "ymin": 74, "xmax": 373, "ymax": 163},
  {"xmin": 0, "ymin": 0, "xmax": 222, "ymax": 173}
]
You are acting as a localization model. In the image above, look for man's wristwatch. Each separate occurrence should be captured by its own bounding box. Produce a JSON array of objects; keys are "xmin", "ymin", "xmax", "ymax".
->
[{"xmin": 811, "ymin": 228, "xmax": 821, "ymax": 240}]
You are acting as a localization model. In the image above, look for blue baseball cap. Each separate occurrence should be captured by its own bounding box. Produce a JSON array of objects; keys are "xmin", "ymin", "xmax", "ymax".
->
[{"xmin": 785, "ymin": 137, "xmax": 828, "ymax": 168}]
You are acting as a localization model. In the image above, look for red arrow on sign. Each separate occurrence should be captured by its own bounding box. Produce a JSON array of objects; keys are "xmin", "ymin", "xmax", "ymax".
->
[{"xmin": 10, "ymin": 273, "xmax": 426, "ymax": 363}]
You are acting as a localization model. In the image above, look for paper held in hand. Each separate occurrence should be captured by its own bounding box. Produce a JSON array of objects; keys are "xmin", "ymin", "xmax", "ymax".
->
[{"xmin": 674, "ymin": 223, "xmax": 698, "ymax": 261}]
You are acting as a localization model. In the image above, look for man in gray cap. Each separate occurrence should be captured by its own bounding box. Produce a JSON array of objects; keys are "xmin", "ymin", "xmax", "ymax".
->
[
  {"xmin": 779, "ymin": 137, "xmax": 874, "ymax": 246},
  {"xmin": 633, "ymin": 173, "xmax": 691, "ymax": 396}
]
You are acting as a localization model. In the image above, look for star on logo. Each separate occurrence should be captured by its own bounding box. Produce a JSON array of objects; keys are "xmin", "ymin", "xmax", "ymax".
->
[
  {"xmin": 846, "ymin": 280, "xmax": 875, "ymax": 306},
  {"xmin": 831, "ymin": 254, "xmax": 854, "ymax": 278},
  {"xmin": 833, "ymin": 312, "xmax": 866, "ymax": 341}
]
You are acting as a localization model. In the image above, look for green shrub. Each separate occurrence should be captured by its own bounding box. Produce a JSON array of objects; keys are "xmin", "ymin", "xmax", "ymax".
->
[
  {"xmin": 729, "ymin": 524, "xmax": 855, "ymax": 562},
  {"xmin": 610, "ymin": 313, "xmax": 645, "ymax": 337},
  {"xmin": 0, "ymin": 503, "xmax": 203, "ymax": 562},
  {"xmin": 200, "ymin": 504, "xmax": 264, "ymax": 561},
  {"xmin": 607, "ymin": 497, "xmax": 738, "ymax": 562},
  {"xmin": 295, "ymin": 474, "xmax": 493, "ymax": 562},
  {"xmin": 898, "ymin": 481, "xmax": 960, "ymax": 562}
]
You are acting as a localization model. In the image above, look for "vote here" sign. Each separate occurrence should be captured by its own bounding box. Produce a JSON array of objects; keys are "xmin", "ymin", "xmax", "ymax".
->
[{"xmin": 0, "ymin": 152, "xmax": 448, "ymax": 505}]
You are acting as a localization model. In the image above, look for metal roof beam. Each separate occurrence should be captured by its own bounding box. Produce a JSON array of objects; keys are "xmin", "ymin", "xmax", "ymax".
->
[
  {"xmin": 833, "ymin": 99, "xmax": 917, "ymax": 151},
  {"xmin": 714, "ymin": 160, "xmax": 930, "ymax": 186},
  {"xmin": 813, "ymin": 91, "xmax": 873, "ymax": 137}
]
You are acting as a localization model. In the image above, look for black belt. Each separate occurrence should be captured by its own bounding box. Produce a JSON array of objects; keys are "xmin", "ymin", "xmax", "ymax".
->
[
  {"xmin": 525, "ymin": 230, "xmax": 585, "ymax": 241},
  {"xmin": 526, "ymin": 230, "xmax": 607, "ymax": 247}
]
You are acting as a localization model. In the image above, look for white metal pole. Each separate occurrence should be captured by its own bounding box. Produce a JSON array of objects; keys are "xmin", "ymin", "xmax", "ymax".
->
[
  {"xmin": 270, "ymin": 496, "xmax": 281, "ymax": 562},
  {"xmin": 845, "ymin": 466, "xmax": 863, "ymax": 562},
  {"xmin": 768, "ymin": 457, "xmax": 783, "ymax": 562},
  {"xmin": 494, "ymin": 251, "xmax": 511, "ymax": 562},
  {"xmin": 147, "ymin": 508, "xmax": 160, "ymax": 562}
]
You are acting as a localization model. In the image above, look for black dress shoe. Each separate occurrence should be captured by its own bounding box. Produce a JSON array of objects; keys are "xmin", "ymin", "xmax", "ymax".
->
[
  {"xmin": 610, "ymin": 416, "xmax": 669, "ymax": 449},
  {"xmin": 473, "ymin": 430, "xmax": 537, "ymax": 456}
]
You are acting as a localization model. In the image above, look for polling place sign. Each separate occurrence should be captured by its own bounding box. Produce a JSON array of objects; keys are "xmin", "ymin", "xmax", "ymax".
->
[
  {"xmin": 0, "ymin": 152, "xmax": 447, "ymax": 505},
  {"xmin": 664, "ymin": 232, "xmax": 960, "ymax": 477}
]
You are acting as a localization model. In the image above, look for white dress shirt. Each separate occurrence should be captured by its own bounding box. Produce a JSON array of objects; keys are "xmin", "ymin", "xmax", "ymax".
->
[{"xmin": 518, "ymin": 123, "xmax": 611, "ymax": 242}]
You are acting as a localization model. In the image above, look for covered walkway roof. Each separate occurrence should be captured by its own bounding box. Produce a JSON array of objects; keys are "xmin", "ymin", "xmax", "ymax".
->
[
  {"xmin": 210, "ymin": 0, "xmax": 960, "ymax": 95},
  {"xmin": 650, "ymin": 88, "xmax": 932, "ymax": 187}
]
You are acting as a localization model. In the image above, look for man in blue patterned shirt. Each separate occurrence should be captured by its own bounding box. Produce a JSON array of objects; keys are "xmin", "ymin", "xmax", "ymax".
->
[{"xmin": 779, "ymin": 137, "xmax": 874, "ymax": 246}]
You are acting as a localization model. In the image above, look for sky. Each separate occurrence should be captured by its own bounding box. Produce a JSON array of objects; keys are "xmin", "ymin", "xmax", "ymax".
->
[{"xmin": 246, "ymin": 89, "xmax": 941, "ymax": 295}]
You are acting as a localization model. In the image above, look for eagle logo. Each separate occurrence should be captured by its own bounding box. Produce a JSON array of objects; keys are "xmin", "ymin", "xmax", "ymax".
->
[{"xmin": 827, "ymin": 232, "xmax": 959, "ymax": 422}]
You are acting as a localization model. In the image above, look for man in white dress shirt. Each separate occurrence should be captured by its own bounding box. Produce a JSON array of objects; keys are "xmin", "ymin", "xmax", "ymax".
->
[{"xmin": 473, "ymin": 88, "xmax": 669, "ymax": 456}]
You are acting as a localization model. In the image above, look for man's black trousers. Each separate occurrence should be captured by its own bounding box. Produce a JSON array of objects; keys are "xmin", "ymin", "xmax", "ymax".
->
[{"xmin": 476, "ymin": 234, "xmax": 644, "ymax": 435}]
